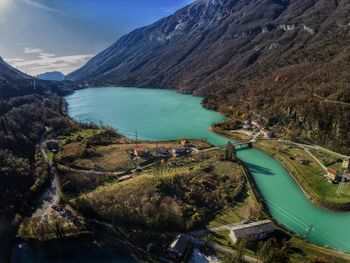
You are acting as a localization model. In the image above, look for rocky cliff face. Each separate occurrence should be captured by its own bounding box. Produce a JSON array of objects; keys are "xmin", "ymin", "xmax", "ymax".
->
[{"xmin": 68, "ymin": 0, "xmax": 350, "ymax": 153}]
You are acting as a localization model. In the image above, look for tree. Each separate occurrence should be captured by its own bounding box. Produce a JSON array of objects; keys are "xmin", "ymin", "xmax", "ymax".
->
[
  {"xmin": 258, "ymin": 238, "xmax": 290, "ymax": 263},
  {"xmin": 225, "ymin": 141, "xmax": 236, "ymax": 161},
  {"xmin": 232, "ymin": 236, "xmax": 254, "ymax": 263}
]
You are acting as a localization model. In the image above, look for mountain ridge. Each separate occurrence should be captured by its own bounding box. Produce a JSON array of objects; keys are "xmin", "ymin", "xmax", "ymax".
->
[
  {"xmin": 0, "ymin": 57, "xmax": 32, "ymax": 80},
  {"xmin": 67, "ymin": 0, "xmax": 350, "ymax": 153}
]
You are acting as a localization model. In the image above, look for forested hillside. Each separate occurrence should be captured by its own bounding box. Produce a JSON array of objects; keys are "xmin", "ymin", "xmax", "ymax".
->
[
  {"xmin": 0, "ymin": 60, "xmax": 76, "ymax": 217},
  {"xmin": 68, "ymin": 0, "xmax": 350, "ymax": 153}
]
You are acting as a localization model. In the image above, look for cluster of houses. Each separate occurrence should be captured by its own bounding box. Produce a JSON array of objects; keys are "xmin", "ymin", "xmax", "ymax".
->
[
  {"xmin": 130, "ymin": 140, "xmax": 196, "ymax": 163},
  {"xmin": 242, "ymin": 119, "xmax": 274, "ymax": 139},
  {"xmin": 326, "ymin": 158, "xmax": 350, "ymax": 183}
]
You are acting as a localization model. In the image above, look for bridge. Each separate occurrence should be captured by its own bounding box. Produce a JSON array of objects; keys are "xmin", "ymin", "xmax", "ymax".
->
[
  {"xmin": 202, "ymin": 132, "xmax": 260, "ymax": 153},
  {"xmin": 218, "ymin": 141, "xmax": 253, "ymax": 149}
]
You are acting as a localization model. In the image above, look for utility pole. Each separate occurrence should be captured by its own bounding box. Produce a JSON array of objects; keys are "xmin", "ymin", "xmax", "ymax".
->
[{"xmin": 135, "ymin": 131, "xmax": 138, "ymax": 145}]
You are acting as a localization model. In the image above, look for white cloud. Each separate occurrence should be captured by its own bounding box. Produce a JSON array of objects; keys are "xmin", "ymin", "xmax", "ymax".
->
[
  {"xmin": 24, "ymin": 47, "xmax": 43, "ymax": 54},
  {"xmin": 20, "ymin": 0, "xmax": 64, "ymax": 15},
  {"xmin": 5, "ymin": 58, "xmax": 25, "ymax": 63},
  {"xmin": 5, "ymin": 49, "xmax": 94, "ymax": 75}
]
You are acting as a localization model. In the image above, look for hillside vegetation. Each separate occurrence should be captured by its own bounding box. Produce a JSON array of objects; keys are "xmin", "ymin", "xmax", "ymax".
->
[
  {"xmin": 0, "ymin": 77, "xmax": 76, "ymax": 216},
  {"xmin": 73, "ymin": 160, "xmax": 246, "ymax": 230},
  {"xmin": 68, "ymin": 0, "xmax": 350, "ymax": 153}
]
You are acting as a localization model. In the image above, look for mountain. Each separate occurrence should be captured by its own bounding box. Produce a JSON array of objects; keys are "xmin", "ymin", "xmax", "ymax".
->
[
  {"xmin": 37, "ymin": 71, "xmax": 65, "ymax": 81},
  {"xmin": 0, "ymin": 57, "xmax": 31, "ymax": 80},
  {"xmin": 68, "ymin": 0, "xmax": 350, "ymax": 153}
]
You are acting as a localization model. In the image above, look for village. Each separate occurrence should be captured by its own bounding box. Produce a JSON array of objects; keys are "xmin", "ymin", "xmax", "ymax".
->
[
  {"xmin": 40, "ymin": 128, "xmax": 286, "ymax": 263},
  {"xmin": 40, "ymin": 123, "xmax": 350, "ymax": 263},
  {"xmin": 129, "ymin": 139, "xmax": 201, "ymax": 165}
]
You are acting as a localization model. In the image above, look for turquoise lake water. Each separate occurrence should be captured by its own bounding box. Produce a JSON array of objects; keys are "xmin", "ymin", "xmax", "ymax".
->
[{"xmin": 64, "ymin": 87, "xmax": 350, "ymax": 254}]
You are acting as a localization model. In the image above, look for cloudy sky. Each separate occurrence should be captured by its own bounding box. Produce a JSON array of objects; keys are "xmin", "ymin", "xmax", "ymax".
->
[{"xmin": 0, "ymin": 0, "xmax": 192, "ymax": 75}]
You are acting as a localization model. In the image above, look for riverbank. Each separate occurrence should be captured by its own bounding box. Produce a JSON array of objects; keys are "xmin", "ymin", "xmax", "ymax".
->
[{"xmin": 254, "ymin": 140, "xmax": 350, "ymax": 211}]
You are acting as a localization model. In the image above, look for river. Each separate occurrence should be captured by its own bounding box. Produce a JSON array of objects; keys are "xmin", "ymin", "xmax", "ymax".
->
[{"xmin": 65, "ymin": 87, "xmax": 350, "ymax": 253}]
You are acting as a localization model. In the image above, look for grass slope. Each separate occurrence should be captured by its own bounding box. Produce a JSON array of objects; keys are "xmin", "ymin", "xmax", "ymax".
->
[{"xmin": 255, "ymin": 140, "xmax": 350, "ymax": 210}]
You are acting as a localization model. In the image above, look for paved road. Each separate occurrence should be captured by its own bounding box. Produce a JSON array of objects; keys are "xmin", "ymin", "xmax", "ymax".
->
[
  {"xmin": 188, "ymin": 222, "xmax": 242, "ymax": 236},
  {"xmin": 57, "ymin": 161, "xmax": 157, "ymax": 177}
]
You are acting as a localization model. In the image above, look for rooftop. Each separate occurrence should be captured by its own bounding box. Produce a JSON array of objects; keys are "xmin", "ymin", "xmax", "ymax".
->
[
  {"xmin": 169, "ymin": 234, "xmax": 190, "ymax": 255},
  {"xmin": 231, "ymin": 220, "xmax": 276, "ymax": 238}
]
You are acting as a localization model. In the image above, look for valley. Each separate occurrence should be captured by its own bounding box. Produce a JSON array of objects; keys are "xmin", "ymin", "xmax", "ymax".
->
[
  {"xmin": 1, "ymin": 0, "xmax": 350, "ymax": 262},
  {"xmin": 13, "ymin": 86, "xmax": 348, "ymax": 262}
]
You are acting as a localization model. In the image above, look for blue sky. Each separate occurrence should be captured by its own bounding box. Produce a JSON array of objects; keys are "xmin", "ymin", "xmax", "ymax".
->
[{"xmin": 0, "ymin": 0, "xmax": 193, "ymax": 75}]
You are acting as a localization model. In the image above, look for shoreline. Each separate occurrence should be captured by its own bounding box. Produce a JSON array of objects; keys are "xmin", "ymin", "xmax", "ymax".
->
[
  {"xmin": 253, "ymin": 142, "xmax": 350, "ymax": 212},
  {"xmin": 212, "ymin": 123, "xmax": 350, "ymax": 212}
]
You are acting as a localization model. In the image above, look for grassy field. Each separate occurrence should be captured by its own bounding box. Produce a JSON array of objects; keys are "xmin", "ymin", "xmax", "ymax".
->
[
  {"xmin": 56, "ymin": 128, "xmax": 211, "ymax": 172},
  {"xmin": 308, "ymin": 147, "xmax": 344, "ymax": 171},
  {"xmin": 255, "ymin": 140, "xmax": 350, "ymax": 210},
  {"xmin": 288, "ymin": 237, "xmax": 350, "ymax": 263},
  {"xmin": 199, "ymin": 230, "xmax": 233, "ymax": 247},
  {"xmin": 204, "ymin": 233, "xmax": 350, "ymax": 263}
]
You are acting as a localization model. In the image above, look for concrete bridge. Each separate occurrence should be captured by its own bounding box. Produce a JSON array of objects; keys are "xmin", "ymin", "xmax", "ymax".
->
[{"xmin": 218, "ymin": 141, "xmax": 253, "ymax": 149}]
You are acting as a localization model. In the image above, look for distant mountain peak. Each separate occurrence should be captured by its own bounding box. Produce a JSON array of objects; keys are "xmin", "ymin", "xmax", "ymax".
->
[{"xmin": 37, "ymin": 71, "xmax": 65, "ymax": 81}]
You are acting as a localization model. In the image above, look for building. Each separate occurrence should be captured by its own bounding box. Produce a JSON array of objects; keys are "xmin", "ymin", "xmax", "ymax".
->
[
  {"xmin": 343, "ymin": 158, "xmax": 350, "ymax": 172},
  {"xmin": 230, "ymin": 220, "xmax": 277, "ymax": 243},
  {"xmin": 46, "ymin": 140, "xmax": 59, "ymax": 153},
  {"xmin": 327, "ymin": 168, "xmax": 339, "ymax": 181},
  {"xmin": 133, "ymin": 147, "xmax": 151, "ymax": 159},
  {"xmin": 156, "ymin": 146, "xmax": 169, "ymax": 156},
  {"xmin": 155, "ymin": 147, "xmax": 172, "ymax": 161},
  {"xmin": 168, "ymin": 235, "xmax": 191, "ymax": 260},
  {"xmin": 181, "ymin": 139, "xmax": 192, "ymax": 147},
  {"xmin": 174, "ymin": 146, "xmax": 192, "ymax": 157}
]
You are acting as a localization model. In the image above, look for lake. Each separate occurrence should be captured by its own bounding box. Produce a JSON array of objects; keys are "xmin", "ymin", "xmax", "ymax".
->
[{"xmin": 64, "ymin": 87, "xmax": 350, "ymax": 253}]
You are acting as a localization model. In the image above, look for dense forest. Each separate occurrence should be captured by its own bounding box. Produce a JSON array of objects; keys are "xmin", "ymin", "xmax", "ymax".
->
[{"xmin": 0, "ymin": 80, "xmax": 76, "ymax": 217}]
